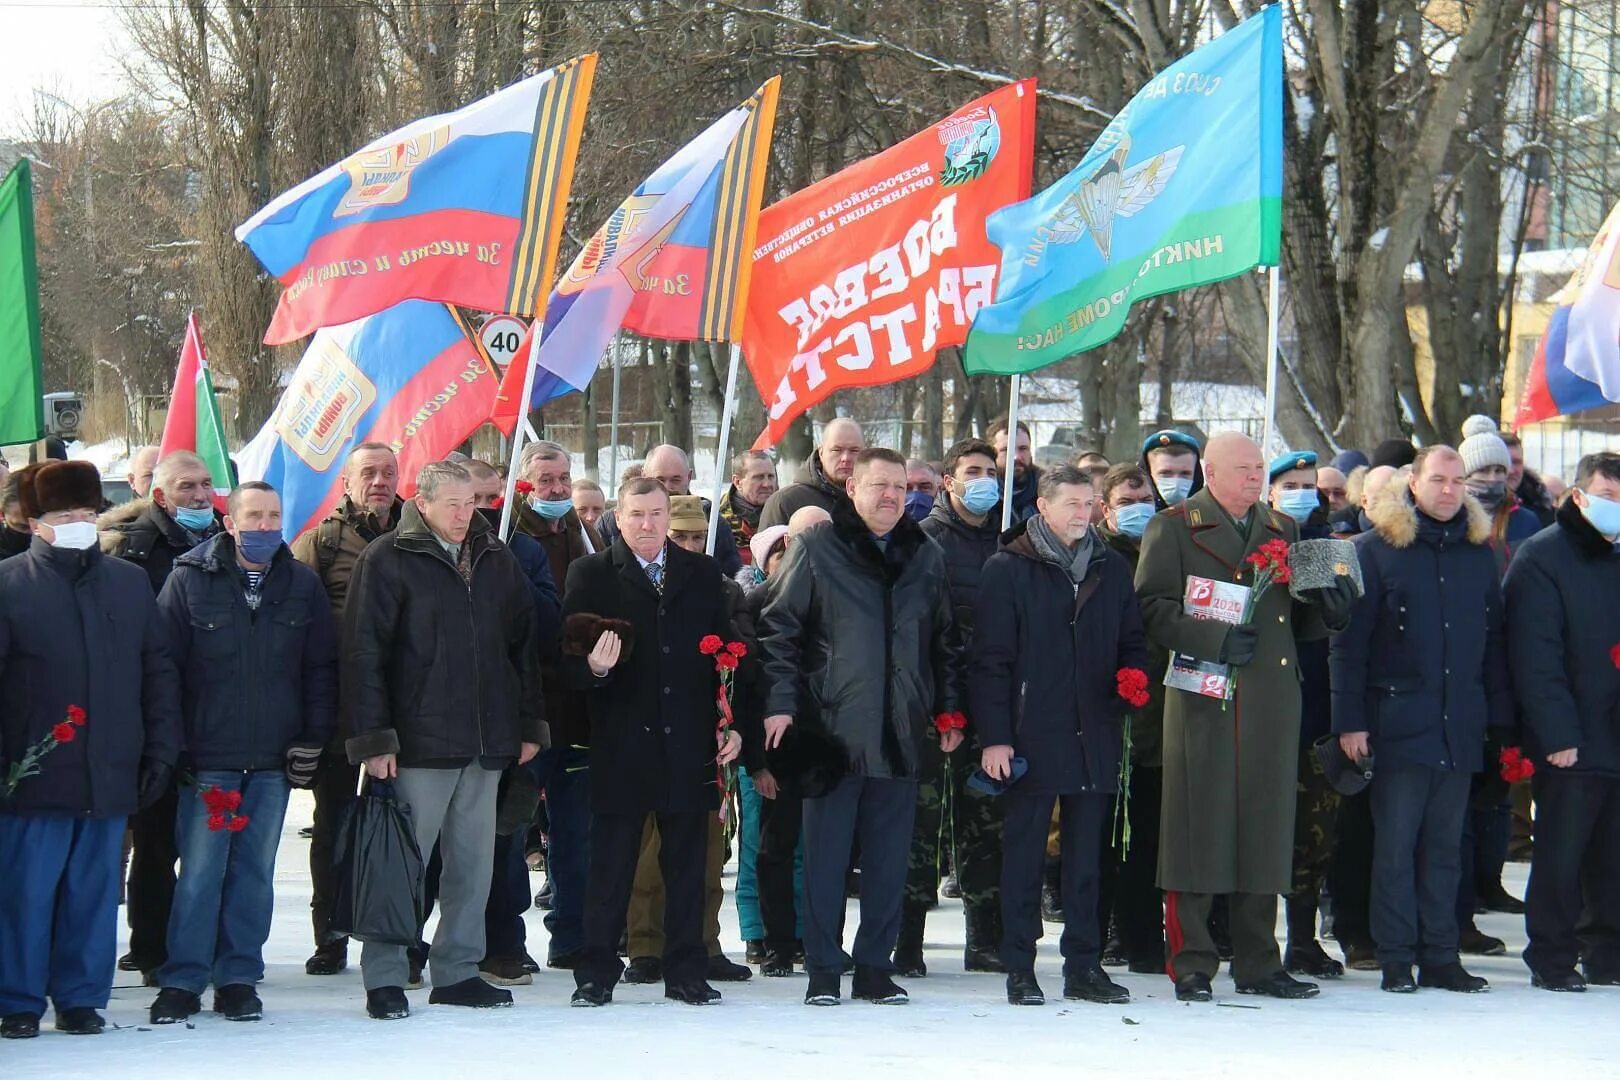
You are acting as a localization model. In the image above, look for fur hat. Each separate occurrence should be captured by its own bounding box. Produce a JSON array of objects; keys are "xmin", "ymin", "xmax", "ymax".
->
[
  {"xmin": 17, "ymin": 460, "xmax": 101, "ymax": 520},
  {"xmin": 1370, "ymin": 439, "xmax": 1416, "ymax": 469},
  {"xmin": 561, "ymin": 613, "xmax": 636, "ymax": 659},
  {"xmin": 1459, "ymin": 431, "xmax": 1512, "ymax": 476}
]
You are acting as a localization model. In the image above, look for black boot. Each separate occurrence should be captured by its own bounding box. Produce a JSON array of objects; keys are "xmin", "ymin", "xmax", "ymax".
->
[
  {"xmin": 893, "ymin": 904, "xmax": 927, "ymax": 978},
  {"xmin": 53, "ymin": 1007, "xmax": 105, "ymax": 1035},
  {"xmin": 1418, "ymin": 962, "xmax": 1489, "ymax": 993},
  {"xmin": 304, "ymin": 938, "xmax": 348, "ymax": 976},
  {"xmin": 1284, "ymin": 896, "xmax": 1345, "ymax": 979},
  {"xmin": 963, "ymin": 904, "xmax": 1005, "ymax": 973},
  {"xmin": 1006, "ymin": 970, "xmax": 1045, "ymax": 1005},
  {"xmin": 761, "ymin": 944, "xmax": 796, "ymax": 978}
]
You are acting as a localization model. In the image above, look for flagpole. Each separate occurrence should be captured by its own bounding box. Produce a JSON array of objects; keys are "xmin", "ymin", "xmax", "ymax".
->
[
  {"xmin": 498, "ymin": 329, "xmax": 545, "ymax": 538},
  {"xmin": 706, "ymin": 342, "xmax": 742, "ymax": 556},
  {"xmin": 1000, "ymin": 373, "xmax": 1022, "ymax": 531},
  {"xmin": 1262, "ymin": 265, "xmax": 1281, "ymax": 455},
  {"xmin": 608, "ymin": 332, "xmax": 623, "ymax": 490}
]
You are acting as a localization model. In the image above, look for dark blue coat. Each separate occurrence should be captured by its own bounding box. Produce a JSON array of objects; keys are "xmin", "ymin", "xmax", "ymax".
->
[
  {"xmin": 1504, "ymin": 497, "xmax": 1620, "ymax": 777},
  {"xmin": 506, "ymin": 527, "xmax": 562, "ymax": 657},
  {"xmin": 157, "ymin": 533, "xmax": 338, "ymax": 772},
  {"xmin": 918, "ymin": 491, "xmax": 1001, "ymax": 646},
  {"xmin": 970, "ymin": 523, "xmax": 1147, "ymax": 795},
  {"xmin": 0, "ymin": 539, "xmax": 181, "ymax": 817},
  {"xmin": 1330, "ymin": 487, "xmax": 1511, "ymax": 772}
]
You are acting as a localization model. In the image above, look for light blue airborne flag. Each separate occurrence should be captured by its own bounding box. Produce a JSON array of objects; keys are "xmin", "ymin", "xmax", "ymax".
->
[{"xmin": 963, "ymin": 4, "xmax": 1281, "ymax": 374}]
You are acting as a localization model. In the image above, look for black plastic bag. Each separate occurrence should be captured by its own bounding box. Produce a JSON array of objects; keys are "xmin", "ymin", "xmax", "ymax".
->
[{"xmin": 328, "ymin": 778, "xmax": 425, "ymax": 947}]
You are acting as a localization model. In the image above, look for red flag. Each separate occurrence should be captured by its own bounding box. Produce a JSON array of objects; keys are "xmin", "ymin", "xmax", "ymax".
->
[{"xmin": 488, "ymin": 321, "xmax": 537, "ymax": 437}]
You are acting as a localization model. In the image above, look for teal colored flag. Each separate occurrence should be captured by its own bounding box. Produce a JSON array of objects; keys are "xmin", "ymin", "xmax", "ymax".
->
[{"xmin": 964, "ymin": 4, "xmax": 1282, "ymax": 375}]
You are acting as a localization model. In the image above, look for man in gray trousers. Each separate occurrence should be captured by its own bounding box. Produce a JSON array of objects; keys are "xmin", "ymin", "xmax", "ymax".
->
[{"xmin": 343, "ymin": 461, "xmax": 546, "ymax": 1020}]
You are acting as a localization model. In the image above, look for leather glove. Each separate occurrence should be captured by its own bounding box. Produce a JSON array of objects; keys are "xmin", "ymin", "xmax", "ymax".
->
[
  {"xmin": 1307, "ymin": 577, "xmax": 1357, "ymax": 631},
  {"xmin": 136, "ymin": 757, "xmax": 174, "ymax": 811},
  {"xmin": 1219, "ymin": 623, "xmax": 1261, "ymax": 667},
  {"xmin": 285, "ymin": 742, "xmax": 324, "ymax": 790}
]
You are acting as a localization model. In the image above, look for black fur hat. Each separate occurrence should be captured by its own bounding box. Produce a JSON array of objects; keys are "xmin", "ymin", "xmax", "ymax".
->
[
  {"xmin": 16, "ymin": 460, "xmax": 101, "ymax": 520},
  {"xmin": 561, "ymin": 613, "xmax": 636, "ymax": 658}
]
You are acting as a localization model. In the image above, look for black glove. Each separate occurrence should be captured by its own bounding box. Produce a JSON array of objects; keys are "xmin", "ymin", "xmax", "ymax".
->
[
  {"xmin": 1219, "ymin": 623, "xmax": 1261, "ymax": 667},
  {"xmin": 285, "ymin": 742, "xmax": 324, "ymax": 790},
  {"xmin": 1307, "ymin": 577, "xmax": 1357, "ymax": 631},
  {"xmin": 136, "ymin": 757, "xmax": 174, "ymax": 811}
]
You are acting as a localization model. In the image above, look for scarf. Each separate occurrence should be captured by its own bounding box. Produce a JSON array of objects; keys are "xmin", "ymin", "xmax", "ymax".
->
[
  {"xmin": 1027, "ymin": 515, "xmax": 1094, "ymax": 588},
  {"xmin": 719, "ymin": 486, "xmax": 760, "ymax": 548}
]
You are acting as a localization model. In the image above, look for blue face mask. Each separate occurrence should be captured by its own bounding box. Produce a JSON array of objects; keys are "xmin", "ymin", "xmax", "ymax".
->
[
  {"xmin": 959, "ymin": 476, "xmax": 1002, "ymax": 516},
  {"xmin": 1276, "ymin": 488, "xmax": 1320, "ymax": 523},
  {"xmin": 1581, "ymin": 491, "xmax": 1620, "ymax": 539},
  {"xmin": 235, "ymin": 528, "xmax": 282, "ymax": 565},
  {"xmin": 1155, "ymin": 475, "xmax": 1192, "ymax": 506},
  {"xmin": 173, "ymin": 504, "xmax": 214, "ymax": 531},
  {"xmin": 528, "ymin": 495, "xmax": 574, "ymax": 521},
  {"xmin": 1112, "ymin": 502, "xmax": 1156, "ymax": 539},
  {"xmin": 904, "ymin": 491, "xmax": 933, "ymax": 522}
]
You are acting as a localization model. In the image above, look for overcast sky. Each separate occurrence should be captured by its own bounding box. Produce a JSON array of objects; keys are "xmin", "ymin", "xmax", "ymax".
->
[{"xmin": 0, "ymin": 2, "xmax": 131, "ymax": 139}]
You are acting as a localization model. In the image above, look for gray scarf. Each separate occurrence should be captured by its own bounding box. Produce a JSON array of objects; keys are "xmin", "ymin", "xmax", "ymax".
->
[{"xmin": 1027, "ymin": 515, "xmax": 1094, "ymax": 588}]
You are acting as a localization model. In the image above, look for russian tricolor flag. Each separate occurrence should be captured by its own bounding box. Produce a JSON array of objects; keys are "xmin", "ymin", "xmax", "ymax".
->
[
  {"xmin": 1518, "ymin": 199, "xmax": 1620, "ymax": 425},
  {"xmin": 235, "ymin": 301, "xmax": 499, "ymax": 542},
  {"xmin": 236, "ymin": 56, "xmax": 596, "ymax": 346}
]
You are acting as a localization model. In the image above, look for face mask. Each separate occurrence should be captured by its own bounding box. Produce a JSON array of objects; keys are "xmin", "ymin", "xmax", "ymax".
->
[
  {"xmin": 1155, "ymin": 476, "xmax": 1192, "ymax": 505},
  {"xmin": 1581, "ymin": 491, "xmax": 1620, "ymax": 539},
  {"xmin": 904, "ymin": 491, "xmax": 932, "ymax": 522},
  {"xmin": 1112, "ymin": 502, "xmax": 1156, "ymax": 539},
  {"xmin": 46, "ymin": 520, "xmax": 97, "ymax": 550},
  {"xmin": 1276, "ymin": 488, "xmax": 1320, "ymax": 523},
  {"xmin": 958, "ymin": 476, "xmax": 1002, "ymax": 516},
  {"xmin": 528, "ymin": 495, "xmax": 573, "ymax": 520},
  {"xmin": 173, "ymin": 504, "xmax": 215, "ymax": 531},
  {"xmin": 235, "ymin": 528, "xmax": 282, "ymax": 565},
  {"xmin": 1467, "ymin": 479, "xmax": 1507, "ymax": 512}
]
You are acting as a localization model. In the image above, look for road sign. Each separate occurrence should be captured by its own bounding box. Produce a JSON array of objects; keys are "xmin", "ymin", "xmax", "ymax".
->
[{"xmin": 479, "ymin": 315, "xmax": 529, "ymax": 369}]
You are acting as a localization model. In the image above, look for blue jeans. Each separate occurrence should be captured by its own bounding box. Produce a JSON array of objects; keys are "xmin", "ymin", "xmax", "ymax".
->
[
  {"xmin": 737, "ymin": 767, "xmax": 764, "ymax": 940},
  {"xmin": 159, "ymin": 770, "xmax": 290, "ymax": 994},
  {"xmin": 0, "ymin": 814, "xmax": 124, "ymax": 1015},
  {"xmin": 536, "ymin": 746, "xmax": 591, "ymax": 957}
]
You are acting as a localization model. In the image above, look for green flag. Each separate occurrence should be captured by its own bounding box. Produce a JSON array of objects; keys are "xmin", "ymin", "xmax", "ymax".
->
[{"xmin": 0, "ymin": 159, "xmax": 45, "ymax": 445}]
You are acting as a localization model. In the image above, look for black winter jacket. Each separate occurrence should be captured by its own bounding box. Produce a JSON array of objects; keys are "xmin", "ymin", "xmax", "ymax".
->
[
  {"xmin": 0, "ymin": 539, "xmax": 181, "ymax": 816},
  {"xmin": 919, "ymin": 491, "xmax": 1001, "ymax": 645},
  {"xmin": 970, "ymin": 523, "xmax": 1147, "ymax": 794},
  {"xmin": 758, "ymin": 451, "xmax": 850, "ymax": 531},
  {"xmin": 561, "ymin": 539, "xmax": 730, "ymax": 814},
  {"xmin": 1099, "ymin": 526, "xmax": 1171, "ymax": 767},
  {"xmin": 759, "ymin": 498, "xmax": 961, "ymax": 780},
  {"xmin": 109, "ymin": 500, "xmax": 222, "ymax": 595},
  {"xmin": 1504, "ymin": 496, "xmax": 1620, "ymax": 776},
  {"xmin": 157, "ymin": 533, "xmax": 338, "ymax": 772},
  {"xmin": 1330, "ymin": 485, "xmax": 1511, "ymax": 772},
  {"xmin": 343, "ymin": 502, "xmax": 546, "ymax": 768}
]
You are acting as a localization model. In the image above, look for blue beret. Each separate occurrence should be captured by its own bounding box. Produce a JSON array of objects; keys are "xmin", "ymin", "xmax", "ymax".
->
[
  {"xmin": 1269, "ymin": 450, "xmax": 1318, "ymax": 482},
  {"xmin": 1142, "ymin": 430, "xmax": 1201, "ymax": 456}
]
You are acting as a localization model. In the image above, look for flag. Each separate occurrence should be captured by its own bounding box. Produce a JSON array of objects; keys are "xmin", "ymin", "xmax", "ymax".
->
[
  {"xmin": 159, "ymin": 312, "xmax": 234, "ymax": 501},
  {"xmin": 741, "ymin": 81, "xmax": 1036, "ymax": 449},
  {"xmin": 0, "ymin": 159, "xmax": 45, "ymax": 446},
  {"xmin": 963, "ymin": 5, "xmax": 1282, "ymax": 375},
  {"xmin": 235, "ymin": 301, "xmax": 499, "ymax": 542},
  {"xmin": 490, "ymin": 79, "xmax": 780, "ymax": 435},
  {"xmin": 1516, "ymin": 199, "xmax": 1620, "ymax": 424},
  {"xmin": 237, "ymin": 56, "xmax": 597, "ymax": 346}
]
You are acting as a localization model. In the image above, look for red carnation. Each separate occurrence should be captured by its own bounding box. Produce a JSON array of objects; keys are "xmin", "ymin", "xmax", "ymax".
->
[
  {"xmin": 66, "ymin": 705, "xmax": 86, "ymax": 727},
  {"xmin": 226, "ymin": 815, "xmax": 250, "ymax": 833},
  {"xmin": 51, "ymin": 721, "xmax": 77, "ymax": 744},
  {"xmin": 933, "ymin": 712, "xmax": 967, "ymax": 734},
  {"xmin": 223, "ymin": 790, "xmax": 243, "ymax": 813},
  {"xmin": 1115, "ymin": 667, "xmax": 1150, "ymax": 708},
  {"xmin": 1611, "ymin": 643, "xmax": 1620, "ymax": 669},
  {"xmin": 207, "ymin": 813, "xmax": 227, "ymax": 832},
  {"xmin": 515, "ymin": 480, "xmax": 535, "ymax": 496},
  {"xmin": 699, "ymin": 634, "xmax": 724, "ymax": 656},
  {"xmin": 1499, "ymin": 746, "xmax": 1535, "ymax": 783},
  {"xmin": 201, "ymin": 786, "xmax": 230, "ymax": 813},
  {"xmin": 725, "ymin": 641, "xmax": 748, "ymax": 658},
  {"xmin": 715, "ymin": 652, "xmax": 739, "ymax": 671},
  {"xmin": 490, "ymin": 495, "xmax": 505, "ymax": 510}
]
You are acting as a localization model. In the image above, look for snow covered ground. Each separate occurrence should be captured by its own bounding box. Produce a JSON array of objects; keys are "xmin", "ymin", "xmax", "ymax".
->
[{"xmin": 8, "ymin": 797, "xmax": 1615, "ymax": 1079}]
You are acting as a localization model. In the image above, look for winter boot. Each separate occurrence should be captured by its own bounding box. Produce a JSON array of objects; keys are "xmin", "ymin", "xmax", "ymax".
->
[
  {"xmin": 149, "ymin": 987, "xmax": 201, "ymax": 1025},
  {"xmin": 851, "ymin": 966, "xmax": 909, "ymax": 1004},
  {"xmin": 1284, "ymin": 896, "xmax": 1345, "ymax": 979},
  {"xmin": 892, "ymin": 904, "xmax": 927, "ymax": 978},
  {"xmin": 53, "ymin": 1007, "xmax": 104, "ymax": 1035},
  {"xmin": 1418, "ymin": 962, "xmax": 1489, "ymax": 993},
  {"xmin": 963, "ymin": 903, "xmax": 1006, "ymax": 973}
]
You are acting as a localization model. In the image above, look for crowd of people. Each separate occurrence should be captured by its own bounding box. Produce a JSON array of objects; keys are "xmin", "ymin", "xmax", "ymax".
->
[{"xmin": 0, "ymin": 409, "xmax": 1615, "ymax": 1039}]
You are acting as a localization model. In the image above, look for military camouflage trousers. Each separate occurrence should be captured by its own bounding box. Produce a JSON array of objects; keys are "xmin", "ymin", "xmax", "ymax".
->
[
  {"xmin": 904, "ymin": 739, "xmax": 1002, "ymax": 911},
  {"xmin": 1291, "ymin": 742, "xmax": 1343, "ymax": 898}
]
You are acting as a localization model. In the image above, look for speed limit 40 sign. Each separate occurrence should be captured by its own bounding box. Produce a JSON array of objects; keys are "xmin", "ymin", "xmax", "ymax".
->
[{"xmin": 479, "ymin": 315, "xmax": 530, "ymax": 369}]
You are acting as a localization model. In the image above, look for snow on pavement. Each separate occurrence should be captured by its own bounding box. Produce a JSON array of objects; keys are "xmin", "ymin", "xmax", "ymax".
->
[{"xmin": 7, "ymin": 795, "xmax": 1616, "ymax": 1080}]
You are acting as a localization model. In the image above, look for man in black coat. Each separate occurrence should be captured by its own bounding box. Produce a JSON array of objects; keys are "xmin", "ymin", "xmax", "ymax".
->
[
  {"xmin": 971, "ymin": 466, "xmax": 1147, "ymax": 1007},
  {"xmin": 148, "ymin": 481, "xmax": 338, "ymax": 1024},
  {"xmin": 0, "ymin": 461, "xmax": 181, "ymax": 1039},
  {"xmin": 104, "ymin": 449, "xmax": 223, "ymax": 982},
  {"xmin": 561, "ymin": 477, "xmax": 741, "ymax": 1008},
  {"xmin": 899, "ymin": 437, "xmax": 1005, "ymax": 976},
  {"xmin": 1331, "ymin": 446, "xmax": 1511, "ymax": 994},
  {"xmin": 1506, "ymin": 451, "xmax": 1620, "ymax": 990},
  {"xmin": 594, "ymin": 445, "xmax": 744, "ymax": 576},
  {"xmin": 343, "ymin": 461, "xmax": 546, "ymax": 1021},
  {"xmin": 760, "ymin": 448, "xmax": 962, "ymax": 1007},
  {"xmin": 758, "ymin": 417, "xmax": 863, "ymax": 529}
]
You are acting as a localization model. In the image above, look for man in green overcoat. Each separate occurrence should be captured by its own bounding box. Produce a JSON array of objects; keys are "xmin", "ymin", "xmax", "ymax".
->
[{"xmin": 1134, "ymin": 433, "xmax": 1354, "ymax": 1003}]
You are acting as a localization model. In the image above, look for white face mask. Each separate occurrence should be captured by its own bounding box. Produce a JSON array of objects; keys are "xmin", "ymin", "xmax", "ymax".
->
[{"xmin": 46, "ymin": 521, "xmax": 98, "ymax": 550}]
